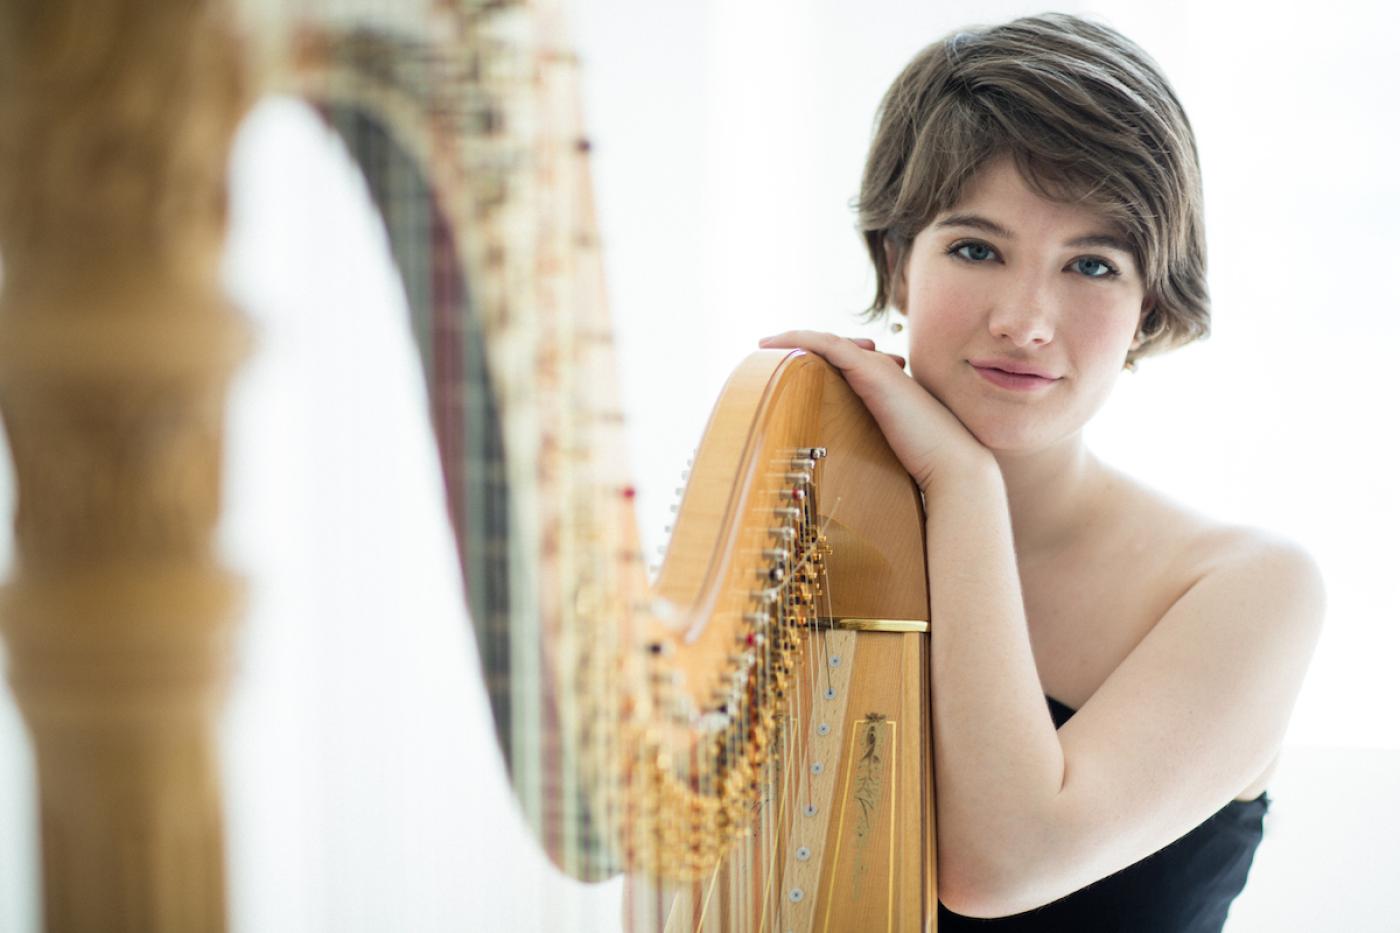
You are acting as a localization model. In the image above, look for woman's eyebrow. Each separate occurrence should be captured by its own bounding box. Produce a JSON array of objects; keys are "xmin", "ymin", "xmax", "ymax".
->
[
  {"xmin": 1065, "ymin": 232, "xmax": 1134, "ymax": 255},
  {"xmin": 933, "ymin": 213, "xmax": 1015, "ymax": 238},
  {"xmin": 934, "ymin": 213, "xmax": 1133, "ymax": 255}
]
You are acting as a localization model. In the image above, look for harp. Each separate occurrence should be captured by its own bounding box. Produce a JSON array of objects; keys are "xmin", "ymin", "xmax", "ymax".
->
[
  {"xmin": 619, "ymin": 349, "xmax": 938, "ymax": 931},
  {"xmin": 0, "ymin": 0, "xmax": 939, "ymax": 930}
]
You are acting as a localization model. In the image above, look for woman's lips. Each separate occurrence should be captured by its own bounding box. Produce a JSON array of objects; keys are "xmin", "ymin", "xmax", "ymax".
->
[{"xmin": 971, "ymin": 364, "xmax": 1060, "ymax": 391}]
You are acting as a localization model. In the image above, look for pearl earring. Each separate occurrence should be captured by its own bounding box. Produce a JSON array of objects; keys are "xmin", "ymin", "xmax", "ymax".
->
[{"xmin": 890, "ymin": 321, "xmax": 904, "ymax": 334}]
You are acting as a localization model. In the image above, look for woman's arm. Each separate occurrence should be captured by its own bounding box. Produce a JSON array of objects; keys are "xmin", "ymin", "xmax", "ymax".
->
[
  {"xmin": 1011, "ymin": 538, "xmax": 1324, "ymax": 916},
  {"xmin": 920, "ymin": 458, "xmax": 1067, "ymax": 913}
]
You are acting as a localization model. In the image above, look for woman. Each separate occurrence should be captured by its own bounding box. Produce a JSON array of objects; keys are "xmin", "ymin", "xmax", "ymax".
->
[{"xmin": 759, "ymin": 13, "xmax": 1323, "ymax": 930}]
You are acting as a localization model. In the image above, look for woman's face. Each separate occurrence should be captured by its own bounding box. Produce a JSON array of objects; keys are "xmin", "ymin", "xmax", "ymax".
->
[{"xmin": 898, "ymin": 156, "xmax": 1151, "ymax": 455}]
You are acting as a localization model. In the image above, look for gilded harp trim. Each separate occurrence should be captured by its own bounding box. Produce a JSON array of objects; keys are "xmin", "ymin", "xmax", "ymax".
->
[{"xmin": 833, "ymin": 618, "xmax": 930, "ymax": 634}]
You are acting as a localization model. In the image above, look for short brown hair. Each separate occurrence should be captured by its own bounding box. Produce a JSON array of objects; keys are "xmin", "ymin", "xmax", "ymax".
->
[{"xmin": 858, "ymin": 13, "xmax": 1208, "ymax": 364}]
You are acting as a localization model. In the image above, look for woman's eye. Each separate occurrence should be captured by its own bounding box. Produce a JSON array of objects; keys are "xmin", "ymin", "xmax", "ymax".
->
[
  {"xmin": 950, "ymin": 242, "xmax": 997, "ymax": 263},
  {"xmin": 946, "ymin": 243, "xmax": 1119, "ymax": 278},
  {"xmin": 1072, "ymin": 257, "xmax": 1118, "ymax": 278}
]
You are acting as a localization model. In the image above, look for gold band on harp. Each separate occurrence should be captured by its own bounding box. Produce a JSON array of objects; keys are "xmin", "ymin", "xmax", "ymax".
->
[{"xmin": 832, "ymin": 618, "xmax": 929, "ymax": 633}]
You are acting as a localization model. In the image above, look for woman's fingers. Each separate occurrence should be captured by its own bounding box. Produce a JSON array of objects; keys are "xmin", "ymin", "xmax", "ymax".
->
[
  {"xmin": 758, "ymin": 332, "xmax": 866, "ymax": 369},
  {"xmin": 759, "ymin": 332, "xmax": 877, "ymax": 351},
  {"xmin": 755, "ymin": 329, "xmax": 988, "ymax": 492},
  {"xmin": 758, "ymin": 332, "xmax": 903, "ymax": 368}
]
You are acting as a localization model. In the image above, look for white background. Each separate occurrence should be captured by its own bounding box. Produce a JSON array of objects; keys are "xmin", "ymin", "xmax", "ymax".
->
[{"xmin": 1, "ymin": 1, "xmax": 1397, "ymax": 930}]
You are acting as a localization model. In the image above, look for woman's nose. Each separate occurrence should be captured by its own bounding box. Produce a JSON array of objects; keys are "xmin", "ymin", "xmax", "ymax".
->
[{"xmin": 987, "ymin": 290, "xmax": 1056, "ymax": 347}]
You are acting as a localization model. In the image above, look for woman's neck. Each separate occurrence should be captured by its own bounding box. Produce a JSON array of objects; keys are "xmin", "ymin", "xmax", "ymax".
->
[{"xmin": 992, "ymin": 433, "xmax": 1115, "ymax": 562}]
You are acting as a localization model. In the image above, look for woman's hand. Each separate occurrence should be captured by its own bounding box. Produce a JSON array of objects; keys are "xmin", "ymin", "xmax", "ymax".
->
[{"xmin": 757, "ymin": 331, "xmax": 993, "ymax": 493}]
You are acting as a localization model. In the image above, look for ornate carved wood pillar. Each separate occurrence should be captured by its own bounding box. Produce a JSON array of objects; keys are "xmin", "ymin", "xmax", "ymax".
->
[{"xmin": 0, "ymin": 3, "xmax": 251, "ymax": 930}]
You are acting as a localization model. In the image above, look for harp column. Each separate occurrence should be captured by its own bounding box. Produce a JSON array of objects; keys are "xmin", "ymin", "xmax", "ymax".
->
[{"xmin": 0, "ymin": 2, "xmax": 251, "ymax": 932}]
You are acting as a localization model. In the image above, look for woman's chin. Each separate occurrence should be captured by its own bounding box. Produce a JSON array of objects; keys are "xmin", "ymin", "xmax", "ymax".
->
[{"xmin": 966, "ymin": 421, "xmax": 1062, "ymax": 457}]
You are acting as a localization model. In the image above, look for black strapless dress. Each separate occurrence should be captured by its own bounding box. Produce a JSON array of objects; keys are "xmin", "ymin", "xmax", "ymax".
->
[{"xmin": 935, "ymin": 695, "xmax": 1270, "ymax": 932}]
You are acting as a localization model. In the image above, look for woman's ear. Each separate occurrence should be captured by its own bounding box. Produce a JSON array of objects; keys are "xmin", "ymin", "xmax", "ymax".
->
[
  {"xmin": 1131, "ymin": 295, "xmax": 1157, "ymax": 351},
  {"xmin": 886, "ymin": 243, "xmax": 909, "ymax": 313}
]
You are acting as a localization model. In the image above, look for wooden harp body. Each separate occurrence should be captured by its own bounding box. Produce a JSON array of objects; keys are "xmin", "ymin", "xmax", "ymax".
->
[{"xmin": 622, "ymin": 349, "xmax": 937, "ymax": 932}]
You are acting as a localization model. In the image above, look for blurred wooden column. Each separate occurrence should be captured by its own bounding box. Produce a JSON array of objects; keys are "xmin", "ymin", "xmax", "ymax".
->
[{"xmin": 0, "ymin": 2, "xmax": 251, "ymax": 931}]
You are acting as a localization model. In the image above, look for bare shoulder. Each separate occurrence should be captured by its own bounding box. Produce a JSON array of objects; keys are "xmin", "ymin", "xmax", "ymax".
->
[{"xmin": 1101, "ymin": 465, "xmax": 1326, "ymax": 618}]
